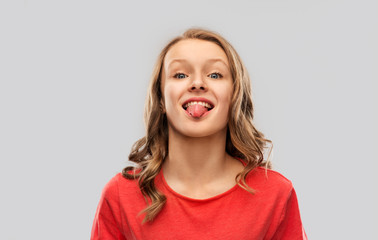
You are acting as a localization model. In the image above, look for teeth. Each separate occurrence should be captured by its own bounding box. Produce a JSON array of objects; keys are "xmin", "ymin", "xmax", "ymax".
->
[{"xmin": 184, "ymin": 101, "xmax": 212, "ymax": 109}]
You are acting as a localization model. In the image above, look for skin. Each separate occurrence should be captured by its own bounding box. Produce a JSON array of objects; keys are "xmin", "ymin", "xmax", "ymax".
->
[{"xmin": 160, "ymin": 39, "xmax": 244, "ymax": 199}]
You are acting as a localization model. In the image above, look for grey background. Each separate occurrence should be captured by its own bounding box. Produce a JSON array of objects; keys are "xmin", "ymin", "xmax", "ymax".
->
[{"xmin": 1, "ymin": 0, "xmax": 377, "ymax": 239}]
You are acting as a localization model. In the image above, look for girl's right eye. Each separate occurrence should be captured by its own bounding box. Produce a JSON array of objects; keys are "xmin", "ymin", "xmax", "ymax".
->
[{"xmin": 173, "ymin": 73, "xmax": 187, "ymax": 79}]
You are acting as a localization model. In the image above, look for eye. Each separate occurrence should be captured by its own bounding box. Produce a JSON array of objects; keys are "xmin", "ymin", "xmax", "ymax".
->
[
  {"xmin": 208, "ymin": 72, "xmax": 223, "ymax": 79},
  {"xmin": 173, "ymin": 73, "xmax": 187, "ymax": 79}
]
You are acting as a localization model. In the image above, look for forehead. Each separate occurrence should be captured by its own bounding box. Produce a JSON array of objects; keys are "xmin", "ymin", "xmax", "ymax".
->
[{"xmin": 164, "ymin": 39, "xmax": 229, "ymax": 69}]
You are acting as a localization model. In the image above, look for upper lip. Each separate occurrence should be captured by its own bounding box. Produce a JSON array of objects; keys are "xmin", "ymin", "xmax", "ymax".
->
[{"xmin": 182, "ymin": 97, "xmax": 215, "ymax": 108}]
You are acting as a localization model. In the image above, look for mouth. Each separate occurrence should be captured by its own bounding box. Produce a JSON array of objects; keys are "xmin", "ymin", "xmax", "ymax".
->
[
  {"xmin": 182, "ymin": 98, "xmax": 214, "ymax": 118},
  {"xmin": 182, "ymin": 101, "xmax": 214, "ymax": 110}
]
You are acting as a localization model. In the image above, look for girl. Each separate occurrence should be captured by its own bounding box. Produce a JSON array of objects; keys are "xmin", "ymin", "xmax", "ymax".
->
[{"xmin": 91, "ymin": 28, "xmax": 307, "ymax": 239}]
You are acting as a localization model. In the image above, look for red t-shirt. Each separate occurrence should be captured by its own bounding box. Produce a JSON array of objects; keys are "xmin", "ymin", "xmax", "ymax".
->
[{"xmin": 91, "ymin": 166, "xmax": 307, "ymax": 240}]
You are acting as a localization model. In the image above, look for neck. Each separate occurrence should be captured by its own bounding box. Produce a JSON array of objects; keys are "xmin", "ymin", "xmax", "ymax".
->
[{"xmin": 163, "ymin": 126, "xmax": 231, "ymax": 184}]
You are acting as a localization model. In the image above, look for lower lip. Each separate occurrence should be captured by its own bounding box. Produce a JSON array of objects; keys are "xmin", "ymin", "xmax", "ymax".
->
[{"xmin": 183, "ymin": 108, "xmax": 213, "ymax": 119}]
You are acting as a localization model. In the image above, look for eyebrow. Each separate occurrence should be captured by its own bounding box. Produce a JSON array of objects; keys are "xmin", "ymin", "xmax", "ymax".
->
[{"xmin": 167, "ymin": 58, "xmax": 229, "ymax": 69}]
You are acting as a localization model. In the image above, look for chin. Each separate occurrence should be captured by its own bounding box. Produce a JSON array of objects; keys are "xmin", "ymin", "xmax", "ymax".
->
[{"xmin": 177, "ymin": 125, "xmax": 227, "ymax": 138}]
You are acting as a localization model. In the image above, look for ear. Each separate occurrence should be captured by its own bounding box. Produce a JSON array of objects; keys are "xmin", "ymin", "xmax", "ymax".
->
[{"xmin": 159, "ymin": 98, "xmax": 166, "ymax": 114}]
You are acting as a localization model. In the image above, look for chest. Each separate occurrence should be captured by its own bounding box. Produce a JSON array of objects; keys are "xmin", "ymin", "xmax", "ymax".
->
[{"xmin": 121, "ymin": 191, "xmax": 283, "ymax": 240}]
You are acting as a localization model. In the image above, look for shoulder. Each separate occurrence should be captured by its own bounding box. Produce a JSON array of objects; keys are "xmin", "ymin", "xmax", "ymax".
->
[
  {"xmin": 101, "ymin": 172, "xmax": 140, "ymax": 199},
  {"xmin": 246, "ymin": 167, "xmax": 294, "ymax": 197},
  {"xmin": 100, "ymin": 173, "xmax": 122, "ymax": 199},
  {"xmin": 100, "ymin": 171, "xmax": 147, "ymax": 209}
]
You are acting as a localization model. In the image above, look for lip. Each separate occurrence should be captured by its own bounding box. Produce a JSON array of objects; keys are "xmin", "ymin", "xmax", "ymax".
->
[{"xmin": 182, "ymin": 97, "xmax": 215, "ymax": 108}]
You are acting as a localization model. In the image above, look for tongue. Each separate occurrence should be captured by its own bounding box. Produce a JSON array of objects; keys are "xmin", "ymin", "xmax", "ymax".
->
[{"xmin": 187, "ymin": 104, "xmax": 208, "ymax": 118}]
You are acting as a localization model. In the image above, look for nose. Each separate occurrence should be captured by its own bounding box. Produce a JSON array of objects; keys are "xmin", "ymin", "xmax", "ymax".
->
[{"xmin": 189, "ymin": 74, "xmax": 207, "ymax": 92}]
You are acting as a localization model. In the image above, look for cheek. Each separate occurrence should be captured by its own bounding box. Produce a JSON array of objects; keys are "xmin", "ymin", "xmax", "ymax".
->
[
  {"xmin": 163, "ymin": 83, "xmax": 181, "ymax": 112},
  {"xmin": 216, "ymin": 83, "xmax": 233, "ymax": 107}
]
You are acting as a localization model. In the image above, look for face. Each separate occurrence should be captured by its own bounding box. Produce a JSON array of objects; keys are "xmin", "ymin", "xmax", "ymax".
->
[{"xmin": 161, "ymin": 39, "xmax": 233, "ymax": 138}]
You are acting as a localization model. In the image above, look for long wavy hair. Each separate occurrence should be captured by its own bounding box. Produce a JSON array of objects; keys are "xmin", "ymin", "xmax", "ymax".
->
[{"xmin": 122, "ymin": 28, "xmax": 273, "ymax": 223}]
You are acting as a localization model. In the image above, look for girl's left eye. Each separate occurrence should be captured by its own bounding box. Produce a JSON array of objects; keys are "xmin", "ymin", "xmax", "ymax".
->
[{"xmin": 208, "ymin": 72, "xmax": 223, "ymax": 79}]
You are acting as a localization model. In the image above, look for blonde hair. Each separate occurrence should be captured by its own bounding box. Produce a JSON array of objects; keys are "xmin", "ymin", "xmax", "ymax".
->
[{"xmin": 122, "ymin": 28, "xmax": 272, "ymax": 223}]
